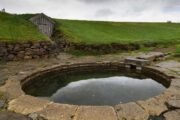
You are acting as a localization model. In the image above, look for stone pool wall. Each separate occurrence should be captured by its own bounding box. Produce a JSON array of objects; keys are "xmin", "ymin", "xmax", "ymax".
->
[
  {"xmin": 142, "ymin": 67, "xmax": 172, "ymax": 87},
  {"xmin": 0, "ymin": 41, "xmax": 60, "ymax": 61},
  {"xmin": 21, "ymin": 62, "xmax": 170, "ymax": 89},
  {"xmin": 0, "ymin": 60, "xmax": 179, "ymax": 120}
]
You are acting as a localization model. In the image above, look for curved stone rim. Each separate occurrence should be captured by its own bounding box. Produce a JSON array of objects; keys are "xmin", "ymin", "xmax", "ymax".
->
[{"xmin": 0, "ymin": 61, "xmax": 178, "ymax": 120}]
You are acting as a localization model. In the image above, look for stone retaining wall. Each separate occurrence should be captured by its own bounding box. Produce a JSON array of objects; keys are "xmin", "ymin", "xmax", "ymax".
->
[
  {"xmin": 57, "ymin": 41, "xmax": 140, "ymax": 53},
  {"xmin": 0, "ymin": 41, "xmax": 59, "ymax": 61},
  {"xmin": 53, "ymin": 31, "xmax": 146, "ymax": 54}
]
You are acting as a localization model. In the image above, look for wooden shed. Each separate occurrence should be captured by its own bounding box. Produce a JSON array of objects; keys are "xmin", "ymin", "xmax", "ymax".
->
[{"xmin": 30, "ymin": 13, "xmax": 55, "ymax": 37}]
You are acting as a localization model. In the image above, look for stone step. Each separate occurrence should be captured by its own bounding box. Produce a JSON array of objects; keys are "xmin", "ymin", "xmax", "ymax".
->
[{"xmin": 124, "ymin": 57, "xmax": 151, "ymax": 67}]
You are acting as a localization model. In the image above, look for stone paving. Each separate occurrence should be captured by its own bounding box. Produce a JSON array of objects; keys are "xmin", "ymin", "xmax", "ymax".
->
[{"xmin": 0, "ymin": 52, "xmax": 179, "ymax": 120}]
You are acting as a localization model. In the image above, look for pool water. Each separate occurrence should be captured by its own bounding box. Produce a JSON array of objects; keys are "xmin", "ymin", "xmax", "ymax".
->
[{"xmin": 23, "ymin": 70, "xmax": 165, "ymax": 106}]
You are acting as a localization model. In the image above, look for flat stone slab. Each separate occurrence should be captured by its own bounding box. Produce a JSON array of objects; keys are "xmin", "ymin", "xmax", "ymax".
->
[
  {"xmin": 137, "ymin": 52, "xmax": 164, "ymax": 61},
  {"xmin": 163, "ymin": 110, "xmax": 180, "ymax": 120},
  {"xmin": 37, "ymin": 103, "xmax": 77, "ymax": 120},
  {"xmin": 8, "ymin": 95, "xmax": 51, "ymax": 115},
  {"xmin": 115, "ymin": 102, "xmax": 149, "ymax": 120},
  {"xmin": 171, "ymin": 79, "xmax": 180, "ymax": 88},
  {"xmin": 165, "ymin": 86, "xmax": 180, "ymax": 100},
  {"xmin": 124, "ymin": 57, "xmax": 151, "ymax": 67},
  {"xmin": 137, "ymin": 98, "xmax": 168, "ymax": 116},
  {"xmin": 0, "ymin": 79, "xmax": 24, "ymax": 100},
  {"xmin": 156, "ymin": 61, "xmax": 180, "ymax": 69},
  {"xmin": 155, "ymin": 61, "xmax": 180, "ymax": 77},
  {"xmin": 74, "ymin": 106, "xmax": 117, "ymax": 120},
  {"xmin": 167, "ymin": 100, "xmax": 180, "ymax": 109},
  {"xmin": 0, "ymin": 111, "xmax": 31, "ymax": 120}
]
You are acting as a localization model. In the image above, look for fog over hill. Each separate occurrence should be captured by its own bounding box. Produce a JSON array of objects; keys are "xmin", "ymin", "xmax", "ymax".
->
[{"xmin": 1, "ymin": 0, "xmax": 180, "ymax": 22}]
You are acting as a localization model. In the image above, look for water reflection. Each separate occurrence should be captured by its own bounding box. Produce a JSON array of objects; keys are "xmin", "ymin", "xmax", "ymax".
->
[{"xmin": 51, "ymin": 76, "xmax": 165, "ymax": 106}]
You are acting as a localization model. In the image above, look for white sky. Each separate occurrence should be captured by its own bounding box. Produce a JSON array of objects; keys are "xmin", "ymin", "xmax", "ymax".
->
[{"xmin": 0, "ymin": 0, "xmax": 180, "ymax": 22}]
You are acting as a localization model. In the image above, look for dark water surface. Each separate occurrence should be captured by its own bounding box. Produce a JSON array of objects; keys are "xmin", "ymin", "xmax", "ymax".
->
[{"xmin": 24, "ymin": 70, "xmax": 165, "ymax": 106}]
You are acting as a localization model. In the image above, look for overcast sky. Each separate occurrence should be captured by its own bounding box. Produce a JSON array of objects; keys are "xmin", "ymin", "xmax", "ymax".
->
[{"xmin": 1, "ymin": 0, "xmax": 180, "ymax": 22}]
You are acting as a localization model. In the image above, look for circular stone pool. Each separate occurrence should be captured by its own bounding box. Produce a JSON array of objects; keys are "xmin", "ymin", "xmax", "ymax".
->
[{"xmin": 22, "ymin": 68, "xmax": 167, "ymax": 106}]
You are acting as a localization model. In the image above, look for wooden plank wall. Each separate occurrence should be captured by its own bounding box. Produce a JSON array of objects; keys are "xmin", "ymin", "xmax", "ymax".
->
[{"xmin": 31, "ymin": 16, "xmax": 54, "ymax": 37}]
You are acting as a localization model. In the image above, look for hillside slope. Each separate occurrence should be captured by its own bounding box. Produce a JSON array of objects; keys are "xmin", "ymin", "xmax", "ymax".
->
[
  {"xmin": 0, "ymin": 12, "xmax": 180, "ymax": 46},
  {"xmin": 56, "ymin": 19, "xmax": 180, "ymax": 45},
  {"xmin": 0, "ymin": 12, "xmax": 49, "ymax": 42}
]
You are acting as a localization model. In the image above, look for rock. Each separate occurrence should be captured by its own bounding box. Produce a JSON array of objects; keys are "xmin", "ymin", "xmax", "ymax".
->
[
  {"xmin": 0, "ymin": 111, "xmax": 31, "ymax": 120},
  {"xmin": 28, "ymin": 113, "xmax": 45, "ymax": 120},
  {"xmin": 167, "ymin": 100, "xmax": 180, "ymax": 109},
  {"xmin": 155, "ymin": 61, "xmax": 180, "ymax": 71},
  {"xmin": 0, "ymin": 47, "xmax": 7, "ymax": 55},
  {"xmin": 37, "ymin": 103, "xmax": 77, "ymax": 120},
  {"xmin": 32, "ymin": 43, "xmax": 40, "ymax": 48},
  {"xmin": 39, "ymin": 48, "xmax": 46, "ymax": 55},
  {"xmin": 32, "ymin": 49, "xmax": 40, "ymax": 54},
  {"xmin": 115, "ymin": 102, "xmax": 149, "ymax": 120},
  {"xmin": 165, "ymin": 86, "xmax": 180, "ymax": 100},
  {"xmin": 0, "ymin": 79, "xmax": 24, "ymax": 100},
  {"xmin": 23, "ymin": 44, "xmax": 31, "ymax": 48},
  {"xmin": 0, "ymin": 42, "xmax": 6, "ymax": 47},
  {"xmin": 28, "ymin": 113, "xmax": 38, "ymax": 120},
  {"xmin": 14, "ymin": 44, "xmax": 22, "ymax": 52},
  {"xmin": 17, "ymin": 51, "xmax": 25, "ymax": 58},
  {"xmin": 43, "ymin": 45, "xmax": 48, "ymax": 49},
  {"xmin": 25, "ymin": 50, "xmax": 33, "ymax": 56},
  {"xmin": 163, "ymin": 110, "xmax": 180, "ymax": 120},
  {"xmin": 137, "ymin": 98, "xmax": 168, "ymax": 116},
  {"xmin": 24, "ymin": 56, "xmax": 32, "ymax": 60},
  {"xmin": 171, "ymin": 79, "xmax": 180, "ymax": 88},
  {"xmin": 124, "ymin": 57, "xmax": 151, "ymax": 67},
  {"xmin": 7, "ymin": 54, "xmax": 15, "ymax": 61},
  {"xmin": 8, "ymin": 95, "xmax": 50, "ymax": 115},
  {"xmin": 0, "ymin": 100, "xmax": 5, "ymax": 109},
  {"xmin": 7, "ymin": 44, "xmax": 14, "ymax": 51},
  {"xmin": 74, "ymin": 106, "xmax": 118, "ymax": 120},
  {"xmin": 32, "ymin": 55, "xmax": 40, "ymax": 59},
  {"xmin": 137, "ymin": 52, "xmax": 164, "ymax": 61}
]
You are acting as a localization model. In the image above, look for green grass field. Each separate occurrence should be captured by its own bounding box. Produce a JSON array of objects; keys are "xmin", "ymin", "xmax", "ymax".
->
[
  {"xmin": 56, "ymin": 19, "xmax": 180, "ymax": 45},
  {"xmin": 1, "ymin": 12, "xmax": 180, "ymax": 46},
  {"xmin": 0, "ymin": 12, "xmax": 49, "ymax": 42}
]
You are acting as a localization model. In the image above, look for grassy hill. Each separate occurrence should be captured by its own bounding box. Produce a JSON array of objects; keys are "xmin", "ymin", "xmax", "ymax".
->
[
  {"xmin": 0, "ymin": 12, "xmax": 180, "ymax": 46},
  {"xmin": 56, "ymin": 19, "xmax": 180, "ymax": 45},
  {"xmin": 0, "ymin": 12, "xmax": 49, "ymax": 42}
]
